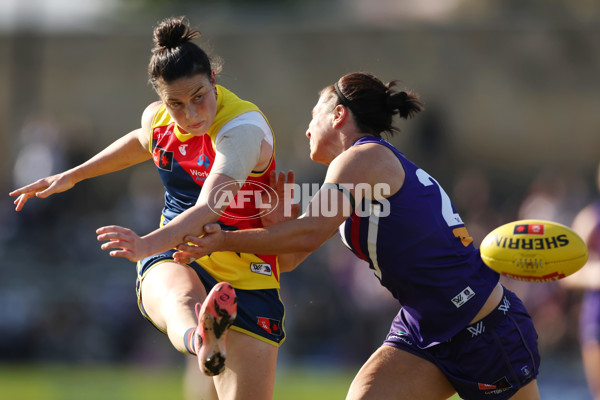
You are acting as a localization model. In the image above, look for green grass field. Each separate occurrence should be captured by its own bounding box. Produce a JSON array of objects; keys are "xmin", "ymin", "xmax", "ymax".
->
[{"xmin": 0, "ymin": 364, "xmax": 462, "ymax": 399}]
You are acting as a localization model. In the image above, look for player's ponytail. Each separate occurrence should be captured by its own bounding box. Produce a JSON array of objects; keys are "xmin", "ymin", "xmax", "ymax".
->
[
  {"xmin": 148, "ymin": 16, "xmax": 221, "ymax": 88},
  {"xmin": 385, "ymin": 84, "xmax": 423, "ymax": 120},
  {"xmin": 330, "ymin": 72, "xmax": 424, "ymax": 137}
]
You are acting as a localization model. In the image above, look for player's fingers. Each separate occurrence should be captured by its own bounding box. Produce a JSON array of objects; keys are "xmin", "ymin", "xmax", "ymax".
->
[
  {"xmin": 8, "ymin": 183, "xmax": 38, "ymax": 197},
  {"xmin": 286, "ymin": 170, "xmax": 295, "ymax": 185},
  {"xmin": 12, "ymin": 178, "xmax": 53, "ymax": 196},
  {"xmin": 107, "ymin": 249, "xmax": 134, "ymax": 260},
  {"xmin": 177, "ymin": 243, "xmax": 205, "ymax": 254},
  {"xmin": 284, "ymin": 171, "xmax": 296, "ymax": 197},
  {"xmin": 14, "ymin": 198, "xmax": 24, "ymax": 212},
  {"xmin": 97, "ymin": 232, "xmax": 123, "ymax": 242},
  {"xmin": 176, "ymin": 243, "xmax": 194, "ymax": 251},
  {"xmin": 173, "ymin": 250, "xmax": 198, "ymax": 264},
  {"xmin": 100, "ymin": 240, "xmax": 130, "ymax": 250},
  {"xmin": 96, "ymin": 225, "xmax": 131, "ymax": 235},
  {"xmin": 16, "ymin": 192, "xmax": 40, "ymax": 211},
  {"xmin": 96, "ymin": 229, "xmax": 133, "ymax": 242},
  {"xmin": 276, "ymin": 171, "xmax": 286, "ymax": 192},
  {"xmin": 291, "ymin": 203, "xmax": 301, "ymax": 218},
  {"xmin": 181, "ymin": 235, "xmax": 201, "ymax": 244},
  {"xmin": 13, "ymin": 194, "xmax": 30, "ymax": 211},
  {"xmin": 176, "ymin": 245, "xmax": 208, "ymax": 258},
  {"xmin": 173, "ymin": 252, "xmax": 195, "ymax": 264}
]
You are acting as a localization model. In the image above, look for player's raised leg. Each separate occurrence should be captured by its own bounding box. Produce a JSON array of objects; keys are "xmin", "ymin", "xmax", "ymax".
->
[
  {"xmin": 140, "ymin": 261, "xmax": 206, "ymax": 353},
  {"xmin": 346, "ymin": 345, "xmax": 456, "ymax": 400}
]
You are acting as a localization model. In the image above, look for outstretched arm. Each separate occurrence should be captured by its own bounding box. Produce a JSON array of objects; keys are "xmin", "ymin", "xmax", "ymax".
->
[
  {"xmin": 9, "ymin": 102, "xmax": 158, "ymax": 211},
  {"xmin": 173, "ymin": 141, "xmax": 402, "ymax": 265},
  {"xmin": 175, "ymin": 189, "xmax": 345, "ymax": 259},
  {"xmin": 173, "ymin": 152, "xmax": 365, "ymax": 259}
]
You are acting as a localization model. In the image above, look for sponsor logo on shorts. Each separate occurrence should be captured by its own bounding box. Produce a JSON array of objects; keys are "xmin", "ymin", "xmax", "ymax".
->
[
  {"xmin": 478, "ymin": 376, "xmax": 512, "ymax": 395},
  {"xmin": 467, "ymin": 321, "xmax": 485, "ymax": 337},
  {"xmin": 498, "ymin": 296, "xmax": 511, "ymax": 314},
  {"xmin": 257, "ymin": 317, "xmax": 282, "ymax": 336},
  {"xmin": 386, "ymin": 330, "xmax": 414, "ymax": 346},
  {"xmin": 250, "ymin": 263, "xmax": 272, "ymax": 276},
  {"xmin": 451, "ymin": 286, "xmax": 475, "ymax": 308}
]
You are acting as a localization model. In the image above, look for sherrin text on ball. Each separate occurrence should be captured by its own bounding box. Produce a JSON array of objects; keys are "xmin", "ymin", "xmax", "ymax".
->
[{"xmin": 480, "ymin": 219, "xmax": 588, "ymax": 282}]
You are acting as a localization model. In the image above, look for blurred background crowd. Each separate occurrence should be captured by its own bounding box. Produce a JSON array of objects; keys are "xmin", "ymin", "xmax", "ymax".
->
[{"xmin": 1, "ymin": 0, "xmax": 599, "ymax": 397}]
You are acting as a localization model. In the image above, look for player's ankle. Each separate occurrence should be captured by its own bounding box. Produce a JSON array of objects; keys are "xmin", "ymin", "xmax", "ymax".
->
[{"xmin": 183, "ymin": 327, "xmax": 198, "ymax": 355}]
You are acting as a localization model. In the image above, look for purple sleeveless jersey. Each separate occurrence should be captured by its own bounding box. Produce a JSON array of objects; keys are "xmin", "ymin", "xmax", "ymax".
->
[{"xmin": 338, "ymin": 136, "xmax": 499, "ymax": 348}]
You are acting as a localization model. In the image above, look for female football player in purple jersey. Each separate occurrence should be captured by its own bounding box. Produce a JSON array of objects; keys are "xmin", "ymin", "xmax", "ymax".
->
[
  {"xmin": 561, "ymin": 162, "xmax": 600, "ymax": 400},
  {"xmin": 176, "ymin": 72, "xmax": 542, "ymax": 399},
  {"xmin": 10, "ymin": 16, "xmax": 298, "ymax": 400}
]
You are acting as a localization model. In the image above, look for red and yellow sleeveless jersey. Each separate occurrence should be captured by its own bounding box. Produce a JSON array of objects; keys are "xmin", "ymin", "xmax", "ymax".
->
[{"xmin": 149, "ymin": 85, "xmax": 280, "ymax": 290}]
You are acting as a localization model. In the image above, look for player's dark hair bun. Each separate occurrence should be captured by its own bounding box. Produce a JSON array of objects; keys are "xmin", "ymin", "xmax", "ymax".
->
[
  {"xmin": 148, "ymin": 16, "xmax": 217, "ymax": 87},
  {"xmin": 152, "ymin": 16, "xmax": 201, "ymax": 53}
]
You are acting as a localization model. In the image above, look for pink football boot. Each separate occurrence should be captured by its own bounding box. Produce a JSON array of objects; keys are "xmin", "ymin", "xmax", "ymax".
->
[{"xmin": 194, "ymin": 282, "xmax": 238, "ymax": 376}]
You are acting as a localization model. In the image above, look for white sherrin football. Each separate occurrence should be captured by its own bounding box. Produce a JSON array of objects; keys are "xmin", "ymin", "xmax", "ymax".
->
[{"xmin": 480, "ymin": 219, "xmax": 588, "ymax": 282}]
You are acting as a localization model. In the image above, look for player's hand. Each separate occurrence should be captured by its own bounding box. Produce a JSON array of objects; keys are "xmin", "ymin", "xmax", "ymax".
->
[
  {"xmin": 260, "ymin": 170, "xmax": 300, "ymax": 228},
  {"xmin": 96, "ymin": 225, "xmax": 149, "ymax": 262},
  {"xmin": 9, "ymin": 172, "xmax": 76, "ymax": 211},
  {"xmin": 174, "ymin": 223, "xmax": 224, "ymax": 263}
]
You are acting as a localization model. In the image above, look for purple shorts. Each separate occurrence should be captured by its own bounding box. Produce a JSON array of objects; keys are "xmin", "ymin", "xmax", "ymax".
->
[
  {"xmin": 580, "ymin": 289, "xmax": 600, "ymax": 345},
  {"xmin": 384, "ymin": 286, "xmax": 540, "ymax": 400}
]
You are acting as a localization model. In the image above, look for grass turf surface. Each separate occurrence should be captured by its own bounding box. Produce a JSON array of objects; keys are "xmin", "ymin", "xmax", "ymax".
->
[{"xmin": 0, "ymin": 364, "xmax": 462, "ymax": 399}]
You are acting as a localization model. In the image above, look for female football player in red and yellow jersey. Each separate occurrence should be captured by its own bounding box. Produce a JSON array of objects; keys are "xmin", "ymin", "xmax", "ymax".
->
[
  {"xmin": 10, "ymin": 16, "xmax": 295, "ymax": 400},
  {"xmin": 175, "ymin": 72, "xmax": 542, "ymax": 400}
]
